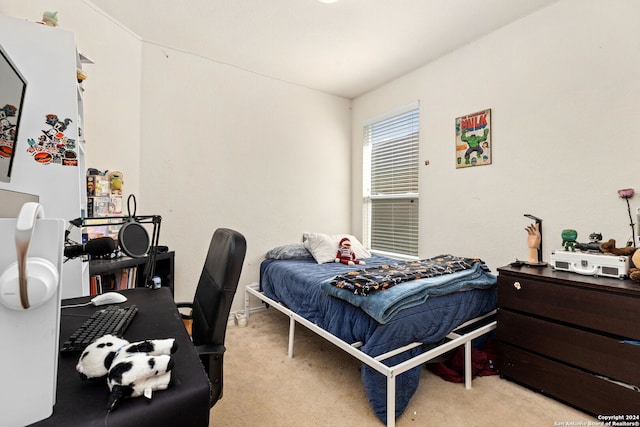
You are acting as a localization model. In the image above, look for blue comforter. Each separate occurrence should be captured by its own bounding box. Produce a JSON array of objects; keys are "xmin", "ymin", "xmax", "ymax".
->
[
  {"xmin": 260, "ymin": 255, "xmax": 497, "ymax": 423},
  {"xmin": 321, "ymin": 261, "xmax": 496, "ymax": 324}
]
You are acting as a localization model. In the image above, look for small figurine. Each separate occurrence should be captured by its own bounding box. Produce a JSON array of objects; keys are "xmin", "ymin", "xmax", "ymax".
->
[
  {"xmin": 335, "ymin": 237, "xmax": 365, "ymax": 266},
  {"xmin": 109, "ymin": 171, "xmax": 124, "ymax": 194},
  {"xmin": 38, "ymin": 11, "xmax": 59, "ymax": 27},
  {"xmin": 561, "ymin": 229, "xmax": 577, "ymax": 252},
  {"xmin": 77, "ymin": 68, "xmax": 87, "ymax": 83},
  {"xmin": 575, "ymin": 232, "xmax": 603, "ymax": 252}
]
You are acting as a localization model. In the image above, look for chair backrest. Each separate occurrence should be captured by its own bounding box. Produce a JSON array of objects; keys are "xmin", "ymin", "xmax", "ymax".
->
[{"xmin": 191, "ymin": 228, "xmax": 246, "ymax": 347}]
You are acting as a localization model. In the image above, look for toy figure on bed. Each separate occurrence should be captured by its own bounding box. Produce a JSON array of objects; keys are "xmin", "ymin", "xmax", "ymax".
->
[
  {"xmin": 76, "ymin": 335, "xmax": 177, "ymax": 411},
  {"xmin": 335, "ymin": 237, "xmax": 365, "ymax": 266}
]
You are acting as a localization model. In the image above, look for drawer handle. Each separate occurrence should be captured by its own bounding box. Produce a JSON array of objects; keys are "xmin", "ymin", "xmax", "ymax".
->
[{"xmin": 513, "ymin": 281, "xmax": 521, "ymax": 290}]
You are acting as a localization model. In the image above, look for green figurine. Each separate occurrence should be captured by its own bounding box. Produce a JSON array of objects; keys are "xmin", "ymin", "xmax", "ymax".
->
[
  {"xmin": 562, "ymin": 229, "xmax": 578, "ymax": 251},
  {"xmin": 39, "ymin": 11, "xmax": 59, "ymax": 27}
]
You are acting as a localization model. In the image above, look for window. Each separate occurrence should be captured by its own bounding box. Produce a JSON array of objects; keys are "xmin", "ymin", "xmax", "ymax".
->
[{"xmin": 363, "ymin": 104, "xmax": 419, "ymax": 257}]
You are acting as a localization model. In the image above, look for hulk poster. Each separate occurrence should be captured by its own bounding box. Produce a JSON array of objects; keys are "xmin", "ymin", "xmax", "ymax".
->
[{"xmin": 455, "ymin": 109, "xmax": 491, "ymax": 168}]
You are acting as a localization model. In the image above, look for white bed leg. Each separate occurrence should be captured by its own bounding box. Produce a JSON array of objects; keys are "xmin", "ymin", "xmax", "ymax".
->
[
  {"xmin": 464, "ymin": 340, "xmax": 472, "ymax": 390},
  {"xmin": 288, "ymin": 316, "xmax": 295, "ymax": 358},
  {"xmin": 387, "ymin": 373, "xmax": 396, "ymax": 427},
  {"xmin": 244, "ymin": 284, "xmax": 251, "ymax": 319}
]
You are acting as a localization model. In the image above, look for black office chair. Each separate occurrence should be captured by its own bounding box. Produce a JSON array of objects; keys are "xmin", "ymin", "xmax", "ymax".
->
[{"xmin": 177, "ymin": 228, "xmax": 247, "ymax": 407}]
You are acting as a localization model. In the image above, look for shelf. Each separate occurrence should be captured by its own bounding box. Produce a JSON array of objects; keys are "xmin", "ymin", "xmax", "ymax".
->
[
  {"xmin": 89, "ymin": 250, "xmax": 174, "ymax": 293},
  {"xmin": 78, "ymin": 51, "xmax": 94, "ymax": 64}
]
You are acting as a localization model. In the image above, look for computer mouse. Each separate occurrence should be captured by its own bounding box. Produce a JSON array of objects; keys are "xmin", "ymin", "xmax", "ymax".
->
[{"xmin": 91, "ymin": 292, "xmax": 128, "ymax": 306}]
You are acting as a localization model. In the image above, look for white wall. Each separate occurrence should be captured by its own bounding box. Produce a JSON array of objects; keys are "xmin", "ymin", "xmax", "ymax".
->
[
  {"xmin": 0, "ymin": 0, "xmax": 353, "ymax": 310},
  {"xmin": 137, "ymin": 44, "xmax": 352, "ymax": 305},
  {"xmin": 351, "ymin": 0, "xmax": 640, "ymax": 273}
]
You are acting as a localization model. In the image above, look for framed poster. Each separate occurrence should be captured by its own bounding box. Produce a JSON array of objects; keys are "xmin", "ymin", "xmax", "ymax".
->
[{"xmin": 455, "ymin": 108, "xmax": 491, "ymax": 168}]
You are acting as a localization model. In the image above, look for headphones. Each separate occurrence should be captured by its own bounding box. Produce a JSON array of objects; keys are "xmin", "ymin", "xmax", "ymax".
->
[{"xmin": 0, "ymin": 203, "xmax": 59, "ymax": 310}]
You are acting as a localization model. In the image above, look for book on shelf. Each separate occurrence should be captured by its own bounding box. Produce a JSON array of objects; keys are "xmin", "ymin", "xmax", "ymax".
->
[
  {"xmin": 90, "ymin": 266, "xmax": 139, "ymax": 295},
  {"xmin": 129, "ymin": 267, "xmax": 137, "ymax": 289},
  {"xmin": 89, "ymin": 274, "xmax": 103, "ymax": 296},
  {"xmin": 119, "ymin": 268, "xmax": 129, "ymax": 290}
]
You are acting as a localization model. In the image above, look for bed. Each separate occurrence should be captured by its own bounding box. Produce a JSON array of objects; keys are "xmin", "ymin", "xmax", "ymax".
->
[{"xmin": 244, "ymin": 237, "xmax": 497, "ymax": 427}]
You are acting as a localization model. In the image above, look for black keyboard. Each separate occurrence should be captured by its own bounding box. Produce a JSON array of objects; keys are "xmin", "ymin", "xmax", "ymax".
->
[{"xmin": 60, "ymin": 305, "xmax": 138, "ymax": 353}]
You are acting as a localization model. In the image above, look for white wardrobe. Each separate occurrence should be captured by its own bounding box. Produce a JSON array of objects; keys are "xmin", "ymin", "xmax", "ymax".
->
[{"xmin": 0, "ymin": 14, "xmax": 89, "ymax": 297}]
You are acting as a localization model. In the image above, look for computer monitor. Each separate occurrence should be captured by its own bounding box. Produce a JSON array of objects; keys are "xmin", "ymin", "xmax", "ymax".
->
[
  {"xmin": 0, "ymin": 42, "xmax": 27, "ymax": 183},
  {"xmin": 0, "ymin": 188, "xmax": 38, "ymax": 218}
]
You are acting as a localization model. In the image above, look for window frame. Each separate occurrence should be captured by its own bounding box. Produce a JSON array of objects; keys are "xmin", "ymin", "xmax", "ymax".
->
[{"xmin": 362, "ymin": 102, "xmax": 420, "ymax": 258}]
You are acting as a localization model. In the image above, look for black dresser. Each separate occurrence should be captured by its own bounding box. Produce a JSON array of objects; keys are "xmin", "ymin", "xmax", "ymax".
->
[{"xmin": 496, "ymin": 265, "xmax": 640, "ymax": 416}]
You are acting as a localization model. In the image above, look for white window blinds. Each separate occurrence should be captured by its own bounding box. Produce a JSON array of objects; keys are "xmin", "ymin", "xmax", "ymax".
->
[{"xmin": 364, "ymin": 105, "xmax": 419, "ymax": 257}]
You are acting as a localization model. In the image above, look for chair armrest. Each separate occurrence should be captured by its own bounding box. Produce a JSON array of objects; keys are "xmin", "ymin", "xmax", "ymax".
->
[{"xmin": 194, "ymin": 343, "xmax": 226, "ymax": 357}]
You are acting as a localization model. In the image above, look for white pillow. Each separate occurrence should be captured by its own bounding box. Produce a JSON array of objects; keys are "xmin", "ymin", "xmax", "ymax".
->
[{"xmin": 303, "ymin": 232, "xmax": 371, "ymax": 264}]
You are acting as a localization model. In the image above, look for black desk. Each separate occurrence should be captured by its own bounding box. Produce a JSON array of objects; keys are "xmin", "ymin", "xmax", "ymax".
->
[{"xmin": 31, "ymin": 288, "xmax": 211, "ymax": 427}]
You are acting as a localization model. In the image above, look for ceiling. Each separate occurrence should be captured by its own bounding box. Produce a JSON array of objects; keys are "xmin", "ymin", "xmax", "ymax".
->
[{"xmin": 90, "ymin": 0, "xmax": 557, "ymax": 99}]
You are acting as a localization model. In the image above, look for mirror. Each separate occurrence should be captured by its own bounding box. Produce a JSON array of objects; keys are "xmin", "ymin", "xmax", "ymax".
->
[{"xmin": 0, "ymin": 43, "xmax": 27, "ymax": 182}]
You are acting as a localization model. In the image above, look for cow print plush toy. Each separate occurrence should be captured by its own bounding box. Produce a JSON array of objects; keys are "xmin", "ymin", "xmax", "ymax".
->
[{"xmin": 76, "ymin": 335, "xmax": 178, "ymax": 410}]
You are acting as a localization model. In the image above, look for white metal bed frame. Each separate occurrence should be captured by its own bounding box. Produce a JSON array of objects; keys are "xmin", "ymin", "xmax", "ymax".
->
[{"xmin": 244, "ymin": 282, "xmax": 496, "ymax": 427}]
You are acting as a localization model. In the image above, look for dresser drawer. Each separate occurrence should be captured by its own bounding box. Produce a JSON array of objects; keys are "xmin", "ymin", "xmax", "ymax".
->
[
  {"xmin": 498, "ymin": 273, "xmax": 640, "ymax": 340},
  {"xmin": 498, "ymin": 309, "xmax": 640, "ymax": 386},
  {"xmin": 499, "ymin": 343, "xmax": 640, "ymax": 416}
]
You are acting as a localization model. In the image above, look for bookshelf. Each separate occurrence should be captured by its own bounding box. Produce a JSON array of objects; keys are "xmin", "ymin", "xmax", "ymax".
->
[{"xmin": 88, "ymin": 251, "xmax": 174, "ymax": 295}]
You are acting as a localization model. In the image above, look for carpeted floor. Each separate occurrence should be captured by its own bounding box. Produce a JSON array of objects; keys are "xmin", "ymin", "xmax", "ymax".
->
[{"xmin": 210, "ymin": 309, "xmax": 596, "ymax": 426}]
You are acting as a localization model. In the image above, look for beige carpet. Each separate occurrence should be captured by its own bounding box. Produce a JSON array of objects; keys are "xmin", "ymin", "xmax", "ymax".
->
[{"xmin": 211, "ymin": 309, "xmax": 596, "ymax": 426}]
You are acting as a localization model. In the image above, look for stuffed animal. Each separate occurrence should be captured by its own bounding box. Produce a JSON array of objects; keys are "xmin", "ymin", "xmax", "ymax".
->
[
  {"xmin": 76, "ymin": 335, "xmax": 177, "ymax": 410},
  {"xmin": 599, "ymin": 239, "xmax": 636, "ymax": 256},
  {"xmin": 335, "ymin": 237, "xmax": 365, "ymax": 266},
  {"xmin": 628, "ymin": 250, "xmax": 640, "ymax": 281},
  {"xmin": 599, "ymin": 239, "xmax": 640, "ymax": 281}
]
